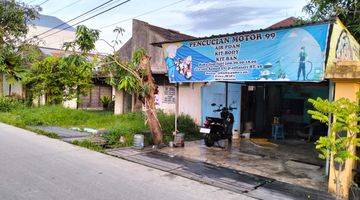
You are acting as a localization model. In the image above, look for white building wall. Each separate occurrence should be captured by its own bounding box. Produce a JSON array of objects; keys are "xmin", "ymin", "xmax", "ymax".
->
[
  {"xmin": 178, "ymin": 83, "xmax": 202, "ymax": 125},
  {"xmin": 27, "ymin": 26, "xmax": 76, "ymax": 49},
  {"xmin": 63, "ymin": 98, "xmax": 78, "ymax": 109},
  {"xmin": 155, "ymin": 85, "xmax": 176, "ymax": 113},
  {"xmin": 154, "ymin": 84, "xmax": 202, "ymax": 125},
  {"xmin": 2, "ymin": 74, "xmax": 23, "ymax": 97}
]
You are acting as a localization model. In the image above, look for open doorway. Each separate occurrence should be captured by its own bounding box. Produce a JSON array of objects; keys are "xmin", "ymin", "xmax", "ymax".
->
[
  {"xmin": 240, "ymin": 82, "xmax": 330, "ymax": 167},
  {"xmin": 240, "ymin": 82, "xmax": 329, "ymax": 140}
]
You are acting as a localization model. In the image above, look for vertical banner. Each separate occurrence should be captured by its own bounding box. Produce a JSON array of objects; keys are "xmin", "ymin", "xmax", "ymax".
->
[{"xmin": 163, "ymin": 23, "xmax": 330, "ymax": 83}]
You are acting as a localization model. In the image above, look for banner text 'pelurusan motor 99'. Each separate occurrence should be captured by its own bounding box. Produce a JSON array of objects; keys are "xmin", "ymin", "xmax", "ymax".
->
[{"xmin": 162, "ymin": 23, "xmax": 330, "ymax": 83}]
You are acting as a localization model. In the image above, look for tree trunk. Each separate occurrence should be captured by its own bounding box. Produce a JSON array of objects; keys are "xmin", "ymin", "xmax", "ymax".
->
[
  {"xmin": 335, "ymin": 163, "xmax": 343, "ymax": 200},
  {"xmin": 8, "ymin": 84, "xmax": 12, "ymax": 96},
  {"xmin": 0, "ymin": 74, "xmax": 3, "ymax": 96},
  {"xmin": 139, "ymin": 55, "xmax": 163, "ymax": 145}
]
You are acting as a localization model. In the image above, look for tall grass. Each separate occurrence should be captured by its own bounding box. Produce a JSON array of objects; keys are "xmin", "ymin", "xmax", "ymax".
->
[{"xmin": 0, "ymin": 105, "xmax": 200, "ymax": 147}]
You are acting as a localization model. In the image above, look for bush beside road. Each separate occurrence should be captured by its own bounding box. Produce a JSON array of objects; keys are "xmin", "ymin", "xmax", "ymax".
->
[{"xmin": 0, "ymin": 97, "xmax": 200, "ymax": 149}]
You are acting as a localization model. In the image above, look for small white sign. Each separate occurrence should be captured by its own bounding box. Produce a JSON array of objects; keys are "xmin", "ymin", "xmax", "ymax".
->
[{"xmin": 200, "ymin": 128, "xmax": 211, "ymax": 134}]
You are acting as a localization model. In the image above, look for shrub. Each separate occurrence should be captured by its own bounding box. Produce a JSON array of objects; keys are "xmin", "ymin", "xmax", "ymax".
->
[
  {"xmin": 0, "ymin": 104, "xmax": 200, "ymax": 147},
  {"xmin": 103, "ymin": 111, "xmax": 200, "ymax": 147},
  {"xmin": 0, "ymin": 97, "xmax": 25, "ymax": 112},
  {"xmin": 100, "ymin": 96, "xmax": 112, "ymax": 110},
  {"xmin": 178, "ymin": 115, "xmax": 200, "ymax": 140},
  {"xmin": 72, "ymin": 140, "xmax": 104, "ymax": 152},
  {"xmin": 157, "ymin": 110, "xmax": 200, "ymax": 142}
]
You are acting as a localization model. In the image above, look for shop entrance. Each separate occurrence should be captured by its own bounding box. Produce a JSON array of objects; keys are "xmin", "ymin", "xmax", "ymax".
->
[
  {"xmin": 201, "ymin": 82, "xmax": 242, "ymax": 131},
  {"xmin": 188, "ymin": 81, "xmax": 332, "ymax": 190},
  {"xmin": 240, "ymin": 82, "xmax": 329, "ymax": 140}
]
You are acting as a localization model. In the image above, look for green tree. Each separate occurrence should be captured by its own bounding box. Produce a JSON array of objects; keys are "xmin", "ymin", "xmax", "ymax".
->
[
  {"xmin": 308, "ymin": 95, "xmax": 360, "ymax": 199},
  {"xmin": 0, "ymin": 0, "xmax": 39, "ymax": 96},
  {"xmin": 303, "ymin": 0, "xmax": 360, "ymax": 41},
  {"xmin": 24, "ymin": 25, "xmax": 99, "ymax": 105},
  {"xmin": 102, "ymin": 28, "xmax": 163, "ymax": 145}
]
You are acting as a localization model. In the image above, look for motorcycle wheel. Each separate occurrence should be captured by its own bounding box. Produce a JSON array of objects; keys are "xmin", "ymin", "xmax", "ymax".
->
[{"xmin": 204, "ymin": 134, "xmax": 214, "ymax": 147}]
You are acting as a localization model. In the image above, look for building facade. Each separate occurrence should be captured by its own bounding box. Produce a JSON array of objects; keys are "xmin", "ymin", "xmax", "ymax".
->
[{"xmin": 115, "ymin": 19, "xmax": 204, "ymax": 123}]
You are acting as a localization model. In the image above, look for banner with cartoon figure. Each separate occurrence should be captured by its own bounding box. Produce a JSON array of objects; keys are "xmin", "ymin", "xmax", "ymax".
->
[{"xmin": 162, "ymin": 23, "xmax": 330, "ymax": 83}]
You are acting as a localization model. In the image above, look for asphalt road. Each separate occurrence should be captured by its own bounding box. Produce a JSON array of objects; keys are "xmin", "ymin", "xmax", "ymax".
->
[{"xmin": 0, "ymin": 123, "xmax": 251, "ymax": 200}]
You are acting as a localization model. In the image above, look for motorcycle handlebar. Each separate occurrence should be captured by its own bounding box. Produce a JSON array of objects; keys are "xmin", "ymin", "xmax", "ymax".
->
[{"xmin": 213, "ymin": 107, "xmax": 237, "ymax": 112}]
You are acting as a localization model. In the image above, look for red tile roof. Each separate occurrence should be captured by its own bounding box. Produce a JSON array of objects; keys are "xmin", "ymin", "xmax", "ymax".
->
[{"xmin": 268, "ymin": 17, "xmax": 298, "ymax": 29}]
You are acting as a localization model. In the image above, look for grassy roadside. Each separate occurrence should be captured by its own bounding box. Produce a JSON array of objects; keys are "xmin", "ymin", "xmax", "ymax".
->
[{"xmin": 0, "ymin": 103, "xmax": 200, "ymax": 150}]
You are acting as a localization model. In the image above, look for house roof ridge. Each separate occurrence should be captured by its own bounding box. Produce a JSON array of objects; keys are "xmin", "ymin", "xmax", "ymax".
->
[{"xmin": 134, "ymin": 19, "xmax": 195, "ymax": 41}]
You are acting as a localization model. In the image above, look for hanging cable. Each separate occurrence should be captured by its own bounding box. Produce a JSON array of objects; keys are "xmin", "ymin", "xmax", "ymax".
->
[
  {"xmin": 33, "ymin": 0, "xmax": 116, "ymax": 38},
  {"xmin": 38, "ymin": 0, "xmax": 50, "ymax": 6},
  {"xmin": 39, "ymin": 0, "xmax": 131, "ymax": 40},
  {"xmin": 100, "ymin": 0, "xmax": 186, "ymax": 29},
  {"xmin": 48, "ymin": 0, "xmax": 82, "ymax": 15},
  {"xmin": 45, "ymin": 0, "xmax": 184, "ymax": 48}
]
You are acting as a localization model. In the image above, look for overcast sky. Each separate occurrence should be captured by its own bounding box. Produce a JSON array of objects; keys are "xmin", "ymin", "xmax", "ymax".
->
[{"xmin": 22, "ymin": 0, "xmax": 309, "ymax": 53}]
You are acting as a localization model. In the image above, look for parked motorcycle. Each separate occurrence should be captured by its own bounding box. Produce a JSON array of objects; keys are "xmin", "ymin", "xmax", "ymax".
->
[{"xmin": 200, "ymin": 103, "xmax": 236, "ymax": 147}]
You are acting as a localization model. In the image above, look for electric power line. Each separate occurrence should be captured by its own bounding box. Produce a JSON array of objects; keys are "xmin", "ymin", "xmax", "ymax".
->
[
  {"xmin": 48, "ymin": 0, "xmax": 82, "ymax": 15},
  {"xmin": 38, "ymin": 0, "xmax": 50, "ymax": 6},
  {"xmin": 39, "ymin": 0, "xmax": 131, "ymax": 40},
  {"xmin": 27, "ymin": 0, "xmax": 39, "ymax": 4},
  {"xmin": 34, "ymin": 0, "xmax": 116, "ymax": 39},
  {"xmin": 100, "ymin": 0, "xmax": 186, "ymax": 29},
  {"xmin": 46, "ymin": 0, "xmax": 185, "ymax": 47}
]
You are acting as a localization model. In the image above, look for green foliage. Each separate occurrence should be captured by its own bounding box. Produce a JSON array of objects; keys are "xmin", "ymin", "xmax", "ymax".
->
[
  {"xmin": 308, "ymin": 96, "xmax": 360, "ymax": 165},
  {"xmin": 0, "ymin": 1, "xmax": 39, "ymax": 42},
  {"xmin": 157, "ymin": 111, "xmax": 200, "ymax": 142},
  {"xmin": 72, "ymin": 140, "xmax": 104, "ymax": 152},
  {"xmin": 0, "ymin": 105, "xmax": 199, "ymax": 147},
  {"xmin": 100, "ymin": 96, "xmax": 112, "ymax": 109},
  {"xmin": 103, "ymin": 111, "xmax": 200, "ymax": 147},
  {"xmin": 0, "ymin": 96, "xmax": 25, "ymax": 112},
  {"xmin": 308, "ymin": 95, "xmax": 360, "ymax": 198},
  {"xmin": 30, "ymin": 128, "xmax": 60, "ymax": 139},
  {"xmin": 303, "ymin": 0, "xmax": 360, "ymax": 41},
  {"xmin": 23, "ymin": 25, "xmax": 100, "ymax": 104},
  {"xmin": 63, "ymin": 25, "xmax": 100, "ymax": 54},
  {"xmin": 103, "ymin": 49, "xmax": 148, "ymax": 97},
  {"xmin": 0, "ymin": 1, "xmax": 40, "ymax": 94},
  {"xmin": 24, "ymin": 54, "xmax": 94, "ymax": 104}
]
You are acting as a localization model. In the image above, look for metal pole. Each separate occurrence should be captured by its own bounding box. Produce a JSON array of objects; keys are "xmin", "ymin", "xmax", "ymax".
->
[
  {"xmin": 174, "ymin": 83, "xmax": 179, "ymax": 133},
  {"xmin": 325, "ymin": 80, "xmax": 335, "ymax": 176},
  {"xmin": 225, "ymin": 82, "xmax": 228, "ymax": 107}
]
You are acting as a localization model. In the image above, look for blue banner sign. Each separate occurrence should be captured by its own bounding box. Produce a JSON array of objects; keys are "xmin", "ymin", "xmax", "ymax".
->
[{"xmin": 162, "ymin": 23, "xmax": 330, "ymax": 83}]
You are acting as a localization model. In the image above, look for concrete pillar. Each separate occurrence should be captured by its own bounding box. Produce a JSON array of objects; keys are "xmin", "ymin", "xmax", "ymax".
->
[
  {"xmin": 114, "ymin": 88, "xmax": 124, "ymax": 115},
  {"xmin": 328, "ymin": 81, "xmax": 359, "ymax": 198}
]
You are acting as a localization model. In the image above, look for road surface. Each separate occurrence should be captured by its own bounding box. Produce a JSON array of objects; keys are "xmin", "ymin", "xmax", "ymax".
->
[{"xmin": 0, "ymin": 123, "xmax": 251, "ymax": 200}]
